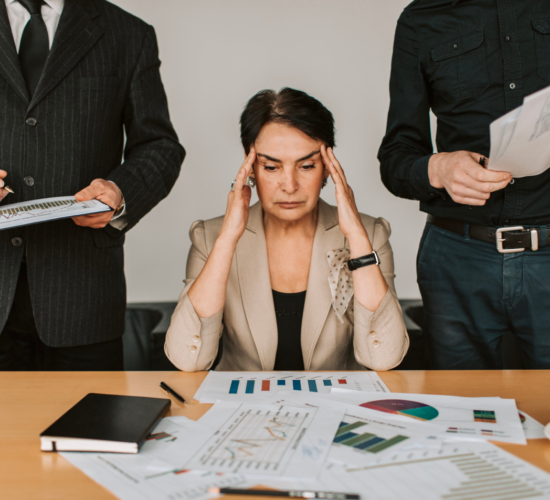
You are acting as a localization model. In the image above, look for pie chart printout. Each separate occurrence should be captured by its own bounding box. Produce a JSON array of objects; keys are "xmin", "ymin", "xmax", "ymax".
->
[{"xmin": 360, "ymin": 400, "xmax": 440, "ymax": 421}]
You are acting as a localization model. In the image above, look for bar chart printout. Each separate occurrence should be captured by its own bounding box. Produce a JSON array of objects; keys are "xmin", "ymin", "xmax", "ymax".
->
[
  {"xmin": 311, "ymin": 442, "xmax": 550, "ymax": 500},
  {"xmin": 194, "ymin": 371, "xmax": 389, "ymax": 403}
]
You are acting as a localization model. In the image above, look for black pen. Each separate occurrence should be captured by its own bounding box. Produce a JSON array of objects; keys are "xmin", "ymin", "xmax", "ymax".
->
[
  {"xmin": 208, "ymin": 488, "xmax": 360, "ymax": 499},
  {"xmin": 160, "ymin": 381, "xmax": 185, "ymax": 403}
]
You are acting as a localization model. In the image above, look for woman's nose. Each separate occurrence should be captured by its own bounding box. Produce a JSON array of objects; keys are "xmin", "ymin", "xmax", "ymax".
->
[{"xmin": 281, "ymin": 170, "xmax": 299, "ymax": 193}]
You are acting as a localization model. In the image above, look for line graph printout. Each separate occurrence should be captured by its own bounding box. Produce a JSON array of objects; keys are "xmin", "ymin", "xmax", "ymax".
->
[
  {"xmin": 264, "ymin": 441, "xmax": 550, "ymax": 500},
  {"xmin": 61, "ymin": 417, "xmax": 253, "ymax": 500},
  {"xmin": 330, "ymin": 390, "xmax": 526, "ymax": 445},
  {"xmin": 0, "ymin": 196, "xmax": 111, "ymax": 230},
  {"xmin": 185, "ymin": 401, "xmax": 345, "ymax": 478},
  {"xmin": 193, "ymin": 371, "xmax": 389, "ymax": 403}
]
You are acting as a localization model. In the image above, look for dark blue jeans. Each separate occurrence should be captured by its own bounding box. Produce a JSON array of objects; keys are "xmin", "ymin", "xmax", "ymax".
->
[{"xmin": 417, "ymin": 223, "xmax": 550, "ymax": 369}]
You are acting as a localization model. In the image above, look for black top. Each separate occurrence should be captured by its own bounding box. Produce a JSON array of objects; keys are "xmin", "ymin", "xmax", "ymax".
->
[
  {"xmin": 378, "ymin": 0, "xmax": 550, "ymax": 226},
  {"xmin": 273, "ymin": 290, "xmax": 306, "ymax": 371}
]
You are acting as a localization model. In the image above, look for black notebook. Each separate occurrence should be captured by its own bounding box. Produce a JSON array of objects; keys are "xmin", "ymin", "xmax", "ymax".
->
[{"xmin": 40, "ymin": 393, "xmax": 171, "ymax": 453}]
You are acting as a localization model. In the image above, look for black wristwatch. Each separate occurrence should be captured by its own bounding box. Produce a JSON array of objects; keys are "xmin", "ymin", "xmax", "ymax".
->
[{"xmin": 347, "ymin": 251, "xmax": 380, "ymax": 271}]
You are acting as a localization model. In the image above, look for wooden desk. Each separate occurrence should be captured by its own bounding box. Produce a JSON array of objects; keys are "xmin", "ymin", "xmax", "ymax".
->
[{"xmin": 1, "ymin": 371, "xmax": 549, "ymax": 499}]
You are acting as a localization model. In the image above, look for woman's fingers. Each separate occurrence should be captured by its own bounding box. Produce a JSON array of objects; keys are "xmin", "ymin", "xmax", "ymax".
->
[
  {"xmin": 233, "ymin": 148, "xmax": 256, "ymax": 199},
  {"xmin": 321, "ymin": 145, "xmax": 344, "ymax": 187},
  {"xmin": 327, "ymin": 147, "xmax": 348, "ymax": 186}
]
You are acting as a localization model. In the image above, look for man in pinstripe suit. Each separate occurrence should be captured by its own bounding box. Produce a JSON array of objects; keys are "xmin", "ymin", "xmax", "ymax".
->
[{"xmin": 0, "ymin": 0, "xmax": 185, "ymax": 370}]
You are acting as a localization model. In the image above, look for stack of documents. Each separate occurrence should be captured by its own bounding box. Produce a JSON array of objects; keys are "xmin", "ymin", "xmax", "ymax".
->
[
  {"xmin": 61, "ymin": 371, "xmax": 550, "ymax": 500},
  {"xmin": 489, "ymin": 84, "xmax": 550, "ymax": 177}
]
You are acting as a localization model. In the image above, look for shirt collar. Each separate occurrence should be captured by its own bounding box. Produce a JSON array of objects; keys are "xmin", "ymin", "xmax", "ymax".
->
[{"xmin": 7, "ymin": 0, "xmax": 65, "ymax": 15}]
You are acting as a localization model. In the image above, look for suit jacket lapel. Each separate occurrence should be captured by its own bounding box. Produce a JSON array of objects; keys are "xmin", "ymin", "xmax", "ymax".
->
[
  {"xmin": 0, "ymin": 4, "xmax": 29, "ymax": 104},
  {"xmin": 301, "ymin": 199, "xmax": 344, "ymax": 370},
  {"xmin": 30, "ymin": 0, "xmax": 104, "ymax": 109},
  {"xmin": 236, "ymin": 202, "xmax": 279, "ymax": 370}
]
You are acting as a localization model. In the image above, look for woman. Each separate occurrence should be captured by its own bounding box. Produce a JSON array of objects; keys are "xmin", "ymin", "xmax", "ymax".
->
[{"xmin": 165, "ymin": 88, "xmax": 408, "ymax": 372}]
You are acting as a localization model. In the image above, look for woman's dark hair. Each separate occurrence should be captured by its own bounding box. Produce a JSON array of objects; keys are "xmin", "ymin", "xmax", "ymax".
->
[{"xmin": 240, "ymin": 87, "xmax": 335, "ymax": 154}]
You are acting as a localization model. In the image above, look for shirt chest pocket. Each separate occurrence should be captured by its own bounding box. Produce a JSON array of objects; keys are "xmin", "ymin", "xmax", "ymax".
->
[
  {"xmin": 430, "ymin": 29, "xmax": 489, "ymax": 103},
  {"xmin": 533, "ymin": 17, "xmax": 550, "ymax": 82}
]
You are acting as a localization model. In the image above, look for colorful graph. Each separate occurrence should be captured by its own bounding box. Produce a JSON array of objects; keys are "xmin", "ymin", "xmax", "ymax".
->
[
  {"xmin": 474, "ymin": 410, "xmax": 497, "ymax": 423},
  {"xmin": 360, "ymin": 400, "xmax": 439, "ymax": 421},
  {"xmin": 333, "ymin": 421, "xmax": 408, "ymax": 453},
  {"xmin": 146, "ymin": 431, "xmax": 178, "ymax": 443},
  {"xmin": 227, "ymin": 378, "xmax": 348, "ymax": 394}
]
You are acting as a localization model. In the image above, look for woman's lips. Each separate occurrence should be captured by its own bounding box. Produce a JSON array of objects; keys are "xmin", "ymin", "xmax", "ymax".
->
[{"xmin": 277, "ymin": 202, "xmax": 303, "ymax": 209}]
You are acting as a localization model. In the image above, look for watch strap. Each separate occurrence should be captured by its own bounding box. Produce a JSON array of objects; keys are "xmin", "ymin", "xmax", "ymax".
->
[{"xmin": 347, "ymin": 250, "xmax": 380, "ymax": 271}]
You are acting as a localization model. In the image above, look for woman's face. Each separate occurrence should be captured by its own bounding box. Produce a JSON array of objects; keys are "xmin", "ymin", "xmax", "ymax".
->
[{"xmin": 251, "ymin": 122, "xmax": 328, "ymax": 223}]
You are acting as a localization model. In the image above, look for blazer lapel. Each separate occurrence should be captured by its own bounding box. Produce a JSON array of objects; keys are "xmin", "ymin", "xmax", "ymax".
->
[
  {"xmin": 0, "ymin": 4, "xmax": 29, "ymax": 104},
  {"xmin": 29, "ymin": 0, "xmax": 104, "ymax": 110},
  {"xmin": 301, "ymin": 199, "xmax": 344, "ymax": 370},
  {"xmin": 236, "ymin": 202, "xmax": 279, "ymax": 370}
]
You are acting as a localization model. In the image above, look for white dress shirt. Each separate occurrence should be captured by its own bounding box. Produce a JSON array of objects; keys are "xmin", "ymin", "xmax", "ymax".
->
[
  {"xmin": 5, "ymin": 0, "xmax": 64, "ymax": 52},
  {"xmin": 4, "ymin": 0, "xmax": 128, "ymax": 228}
]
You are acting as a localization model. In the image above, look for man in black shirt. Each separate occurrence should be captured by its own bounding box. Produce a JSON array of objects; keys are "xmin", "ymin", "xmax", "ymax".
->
[{"xmin": 379, "ymin": 0, "xmax": 550, "ymax": 369}]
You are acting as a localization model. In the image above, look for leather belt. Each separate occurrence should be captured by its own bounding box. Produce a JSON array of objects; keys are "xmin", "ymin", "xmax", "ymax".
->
[{"xmin": 427, "ymin": 215, "xmax": 550, "ymax": 253}]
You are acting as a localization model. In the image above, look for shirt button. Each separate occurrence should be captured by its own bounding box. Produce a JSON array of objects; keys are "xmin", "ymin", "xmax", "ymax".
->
[
  {"xmin": 189, "ymin": 345, "xmax": 197, "ymax": 353},
  {"xmin": 24, "ymin": 176, "xmax": 34, "ymax": 187},
  {"xmin": 192, "ymin": 335, "xmax": 200, "ymax": 343},
  {"xmin": 26, "ymin": 117, "xmax": 37, "ymax": 126},
  {"xmin": 453, "ymin": 44, "xmax": 458, "ymax": 49},
  {"xmin": 505, "ymin": 36, "xmax": 510, "ymax": 42},
  {"xmin": 11, "ymin": 237, "xmax": 23, "ymax": 247},
  {"xmin": 509, "ymin": 178, "xmax": 515, "ymax": 184},
  {"xmin": 509, "ymin": 83, "xmax": 516, "ymax": 90}
]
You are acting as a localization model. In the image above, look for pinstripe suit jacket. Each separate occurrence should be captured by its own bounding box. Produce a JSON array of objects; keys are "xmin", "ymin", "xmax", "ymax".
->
[{"xmin": 0, "ymin": 0, "xmax": 185, "ymax": 346}]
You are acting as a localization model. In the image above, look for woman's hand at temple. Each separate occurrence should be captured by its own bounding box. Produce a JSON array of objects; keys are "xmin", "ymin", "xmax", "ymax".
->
[
  {"xmin": 321, "ymin": 145, "xmax": 389, "ymax": 312},
  {"xmin": 188, "ymin": 149, "xmax": 256, "ymax": 318},
  {"xmin": 219, "ymin": 148, "xmax": 255, "ymax": 243}
]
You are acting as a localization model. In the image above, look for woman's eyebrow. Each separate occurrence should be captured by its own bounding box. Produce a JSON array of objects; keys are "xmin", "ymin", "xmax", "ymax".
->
[{"xmin": 257, "ymin": 150, "xmax": 320, "ymax": 163}]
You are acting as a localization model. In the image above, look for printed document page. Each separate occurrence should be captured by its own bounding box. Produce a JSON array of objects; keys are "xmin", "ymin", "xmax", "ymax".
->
[
  {"xmin": 489, "ymin": 85, "xmax": 550, "ymax": 177},
  {"xmin": 0, "ymin": 196, "xmax": 111, "ymax": 230},
  {"xmin": 264, "ymin": 441, "xmax": 550, "ymax": 500},
  {"xmin": 329, "ymin": 389, "xmax": 526, "ymax": 445},
  {"xmin": 193, "ymin": 370, "xmax": 389, "ymax": 403}
]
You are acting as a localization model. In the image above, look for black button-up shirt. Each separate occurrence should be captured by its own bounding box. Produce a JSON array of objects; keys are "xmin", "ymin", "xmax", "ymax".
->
[{"xmin": 378, "ymin": 0, "xmax": 550, "ymax": 226}]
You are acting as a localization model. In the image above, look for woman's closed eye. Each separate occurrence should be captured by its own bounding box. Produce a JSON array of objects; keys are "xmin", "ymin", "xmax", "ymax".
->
[
  {"xmin": 263, "ymin": 165, "xmax": 278, "ymax": 172},
  {"xmin": 301, "ymin": 164, "xmax": 315, "ymax": 170}
]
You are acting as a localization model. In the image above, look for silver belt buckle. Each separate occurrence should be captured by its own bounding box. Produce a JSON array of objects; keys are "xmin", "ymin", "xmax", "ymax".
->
[{"xmin": 495, "ymin": 226, "xmax": 525, "ymax": 254}]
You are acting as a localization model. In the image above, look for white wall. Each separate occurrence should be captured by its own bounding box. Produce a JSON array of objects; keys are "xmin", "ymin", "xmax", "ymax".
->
[{"xmin": 112, "ymin": 0, "xmax": 428, "ymax": 302}]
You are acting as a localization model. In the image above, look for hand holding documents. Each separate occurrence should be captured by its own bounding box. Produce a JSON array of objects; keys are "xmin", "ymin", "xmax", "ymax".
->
[
  {"xmin": 0, "ymin": 196, "xmax": 111, "ymax": 231},
  {"xmin": 489, "ymin": 84, "xmax": 550, "ymax": 177}
]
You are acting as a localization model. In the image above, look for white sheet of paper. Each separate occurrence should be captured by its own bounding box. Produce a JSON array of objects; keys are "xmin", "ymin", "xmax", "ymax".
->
[
  {"xmin": 192, "ymin": 371, "xmax": 389, "ymax": 403},
  {"xmin": 0, "ymin": 196, "xmax": 111, "ymax": 230},
  {"xmin": 489, "ymin": 85, "xmax": 550, "ymax": 177},
  {"xmin": 519, "ymin": 410, "xmax": 547, "ymax": 439},
  {"xmin": 329, "ymin": 389, "xmax": 526, "ymax": 445},
  {"xmin": 263, "ymin": 392, "xmax": 446, "ymax": 466},
  {"xmin": 61, "ymin": 417, "xmax": 253, "ymax": 500},
  {"xmin": 185, "ymin": 400, "xmax": 344, "ymax": 478},
  {"xmin": 262, "ymin": 440, "xmax": 550, "ymax": 500}
]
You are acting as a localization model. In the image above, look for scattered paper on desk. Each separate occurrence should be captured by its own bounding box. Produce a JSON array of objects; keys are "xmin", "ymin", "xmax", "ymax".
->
[
  {"xmin": 263, "ymin": 392, "xmax": 446, "ymax": 467},
  {"xmin": 185, "ymin": 400, "xmax": 344, "ymax": 478},
  {"xmin": 61, "ymin": 416, "xmax": 253, "ymax": 500},
  {"xmin": 519, "ymin": 410, "xmax": 547, "ymax": 439},
  {"xmin": 193, "ymin": 371, "xmax": 389, "ymax": 403},
  {"xmin": 0, "ymin": 196, "xmax": 111, "ymax": 230},
  {"xmin": 263, "ymin": 440, "xmax": 550, "ymax": 500},
  {"xmin": 489, "ymin": 84, "xmax": 550, "ymax": 177},
  {"xmin": 329, "ymin": 389, "xmax": 526, "ymax": 445}
]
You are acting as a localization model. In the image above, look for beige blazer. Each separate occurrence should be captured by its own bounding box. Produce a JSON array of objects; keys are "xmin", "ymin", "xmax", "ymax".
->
[{"xmin": 165, "ymin": 199, "xmax": 409, "ymax": 372}]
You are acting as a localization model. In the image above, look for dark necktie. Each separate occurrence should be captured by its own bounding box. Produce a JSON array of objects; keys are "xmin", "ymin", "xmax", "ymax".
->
[{"xmin": 17, "ymin": 0, "xmax": 49, "ymax": 97}]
